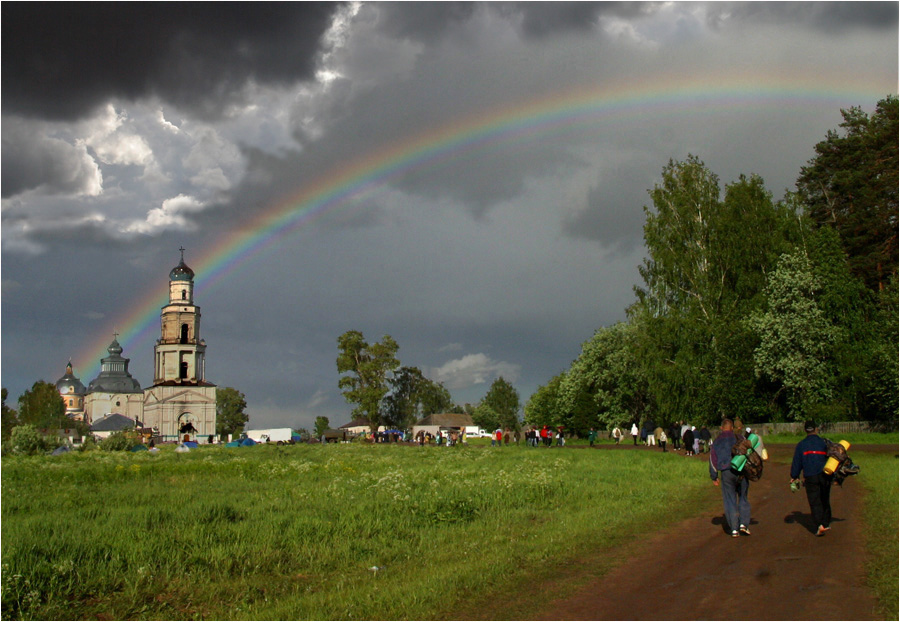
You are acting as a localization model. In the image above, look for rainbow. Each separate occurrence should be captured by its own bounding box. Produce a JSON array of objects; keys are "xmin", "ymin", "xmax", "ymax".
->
[{"xmin": 73, "ymin": 73, "xmax": 890, "ymax": 380}]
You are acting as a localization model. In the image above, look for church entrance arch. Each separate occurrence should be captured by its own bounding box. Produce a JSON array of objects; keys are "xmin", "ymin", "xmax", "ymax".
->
[{"xmin": 178, "ymin": 412, "xmax": 197, "ymax": 442}]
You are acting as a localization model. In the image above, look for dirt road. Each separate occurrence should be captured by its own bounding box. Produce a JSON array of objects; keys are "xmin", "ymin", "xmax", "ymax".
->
[{"xmin": 528, "ymin": 443, "xmax": 880, "ymax": 621}]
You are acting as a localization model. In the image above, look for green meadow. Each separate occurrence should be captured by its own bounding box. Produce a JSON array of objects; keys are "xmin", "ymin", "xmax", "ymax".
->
[
  {"xmin": 1, "ymin": 444, "xmax": 710, "ymax": 620},
  {"xmin": 1, "ymin": 441, "xmax": 896, "ymax": 620}
]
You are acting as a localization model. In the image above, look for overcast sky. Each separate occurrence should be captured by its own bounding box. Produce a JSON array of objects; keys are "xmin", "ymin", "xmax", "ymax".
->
[{"xmin": 2, "ymin": 2, "xmax": 896, "ymax": 430}]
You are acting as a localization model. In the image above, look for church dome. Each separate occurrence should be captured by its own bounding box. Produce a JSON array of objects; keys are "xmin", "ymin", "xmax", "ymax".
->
[
  {"xmin": 87, "ymin": 337, "xmax": 142, "ymax": 394},
  {"xmin": 169, "ymin": 259, "xmax": 195, "ymax": 282},
  {"xmin": 55, "ymin": 361, "xmax": 86, "ymax": 396}
]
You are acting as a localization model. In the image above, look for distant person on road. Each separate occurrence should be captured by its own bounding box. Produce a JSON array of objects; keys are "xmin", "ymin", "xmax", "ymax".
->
[
  {"xmin": 692, "ymin": 426, "xmax": 700, "ymax": 455},
  {"xmin": 683, "ymin": 426, "xmax": 695, "ymax": 456},
  {"xmin": 699, "ymin": 426, "xmax": 711, "ymax": 453},
  {"xmin": 630, "ymin": 422, "xmax": 639, "ymax": 445},
  {"xmin": 669, "ymin": 422, "xmax": 681, "ymax": 451},
  {"xmin": 611, "ymin": 425, "xmax": 621, "ymax": 445},
  {"xmin": 709, "ymin": 418, "xmax": 751, "ymax": 538},
  {"xmin": 588, "ymin": 427, "xmax": 598, "ymax": 447},
  {"xmin": 659, "ymin": 429, "xmax": 667, "ymax": 452},
  {"xmin": 790, "ymin": 421, "xmax": 834, "ymax": 537}
]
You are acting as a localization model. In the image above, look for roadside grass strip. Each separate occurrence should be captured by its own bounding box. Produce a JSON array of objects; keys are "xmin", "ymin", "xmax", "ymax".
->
[
  {"xmin": 855, "ymin": 451, "xmax": 899, "ymax": 620},
  {"xmin": 1, "ymin": 444, "xmax": 709, "ymax": 620}
]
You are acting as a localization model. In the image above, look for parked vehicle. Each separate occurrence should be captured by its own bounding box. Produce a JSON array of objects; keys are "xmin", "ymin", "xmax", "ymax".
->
[{"xmin": 244, "ymin": 428, "xmax": 295, "ymax": 445}]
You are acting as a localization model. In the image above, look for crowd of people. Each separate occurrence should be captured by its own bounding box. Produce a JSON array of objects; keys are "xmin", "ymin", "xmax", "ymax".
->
[{"xmin": 623, "ymin": 420, "xmax": 714, "ymax": 455}]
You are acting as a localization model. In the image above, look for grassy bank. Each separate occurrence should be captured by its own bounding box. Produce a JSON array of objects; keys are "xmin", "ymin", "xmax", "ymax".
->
[
  {"xmin": 856, "ymin": 450, "xmax": 899, "ymax": 620},
  {"xmin": 1, "ymin": 444, "xmax": 710, "ymax": 620}
]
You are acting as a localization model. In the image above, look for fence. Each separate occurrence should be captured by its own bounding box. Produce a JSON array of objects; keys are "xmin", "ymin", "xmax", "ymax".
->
[{"xmin": 743, "ymin": 421, "xmax": 893, "ymax": 437}]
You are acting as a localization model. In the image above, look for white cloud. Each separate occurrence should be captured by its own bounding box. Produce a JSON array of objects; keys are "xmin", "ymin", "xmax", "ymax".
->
[
  {"xmin": 430, "ymin": 353, "xmax": 521, "ymax": 390},
  {"xmin": 124, "ymin": 194, "xmax": 206, "ymax": 234},
  {"xmin": 80, "ymin": 104, "xmax": 155, "ymax": 168}
]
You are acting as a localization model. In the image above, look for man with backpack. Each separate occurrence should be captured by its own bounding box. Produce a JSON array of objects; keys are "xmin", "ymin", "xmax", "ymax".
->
[
  {"xmin": 709, "ymin": 418, "xmax": 751, "ymax": 538},
  {"xmin": 790, "ymin": 420, "xmax": 833, "ymax": 537}
]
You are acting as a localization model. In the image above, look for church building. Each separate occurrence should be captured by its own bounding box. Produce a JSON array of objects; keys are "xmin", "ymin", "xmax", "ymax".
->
[{"xmin": 58, "ymin": 251, "xmax": 217, "ymax": 441}]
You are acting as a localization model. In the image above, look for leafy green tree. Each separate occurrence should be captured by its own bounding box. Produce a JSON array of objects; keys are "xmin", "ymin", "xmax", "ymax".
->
[
  {"xmin": 797, "ymin": 95, "xmax": 898, "ymax": 292},
  {"xmin": 472, "ymin": 403, "xmax": 501, "ymax": 432},
  {"xmin": 631, "ymin": 158, "xmax": 798, "ymax": 424},
  {"xmin": 749, "ymin": 249, "xmax": 839, "ymax": 420},
  {"xmin": 557, "ymin": 322, "xmax": 651, "ymax": 430},
  {"xmin": 216, "ymin": 387, "xmax": 249, "ymax": 438},
  {"xmin": 418, "ymin": 379, "xmax": 456, "ymax": 416},
  {"xmin": 336, "ymin": 331, "xmax": 400, "ymax": 434},
  {"xmin": 481, "ymin": 377, "xmax": 520, "ymax": 430},
  {"xmin": 17, "ymin": 381, "xmax": 66, "ymax": 429},
  {"xmin": 2, "ymin": 388, "xmax": 18, "ymax": 442},
  {"xmin": 313, "ymin": 416, "xmax": 330, "ymax": 437},
  {"xmin": 382, "ymin": 367, "xmax": 425, "ymax": 429},
  {"xmin": 524, "ymin": 373, "xmax": 565, "ymax": 428}
]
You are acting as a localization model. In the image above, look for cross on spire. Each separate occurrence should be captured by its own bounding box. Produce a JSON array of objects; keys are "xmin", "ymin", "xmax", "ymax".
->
[{"xmin": 179, "ymin": 246, "xmax": 186, "ymax": 262}]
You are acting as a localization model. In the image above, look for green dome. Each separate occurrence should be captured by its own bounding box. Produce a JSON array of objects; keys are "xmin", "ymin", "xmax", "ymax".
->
[{"xmin": 169, "ymin": 259, "xmax": 194, "ymax": 281}]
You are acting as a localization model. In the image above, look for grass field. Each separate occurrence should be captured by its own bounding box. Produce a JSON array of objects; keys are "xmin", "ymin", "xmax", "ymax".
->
[
  {"xmin": 1, "ymin": 443, "xmax": 712, "ymax": 620},
  {"xmin": 2, "ymin": 438, "xmax": 895, "ymax": 620},
  {"xmin": 856, "ymin": 450, "xmax": 900, "ymax": 620}
]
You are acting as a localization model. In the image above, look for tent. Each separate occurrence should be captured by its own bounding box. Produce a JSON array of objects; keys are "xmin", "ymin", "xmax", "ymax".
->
[
  {"xmin": 131, "ymin": 444, "xmax": 148, "ymax": 452},
  {"xmin": 225, "ymin": 440, "xmax": 241, "ymax": 448},
  {"xmin": 175, "ymin": 444, "xmax": 191, "ymax": 453},
  {"xmin": 240, "ymin": 438, "xmax": 257, "ymax": 446},
  {"xmin": 183, "ymin": 441, "xmax": 199, "ymax": 449},
  {"xmin": 51, "ymin": 445, "xmax": 71, "ymax": 455},
  {"xmin": 291, "ymin": 432, "xmax": 303, "ymax": 442}
]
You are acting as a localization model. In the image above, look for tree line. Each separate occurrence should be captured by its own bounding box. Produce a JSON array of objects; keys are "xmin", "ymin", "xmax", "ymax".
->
[
  {"xmin": 336, "ymin": 330, "xmax": 521, "ymax": 433},
  {"xmin": 526, "ymin": 96, "xmax": 898, "ymax": 436}
]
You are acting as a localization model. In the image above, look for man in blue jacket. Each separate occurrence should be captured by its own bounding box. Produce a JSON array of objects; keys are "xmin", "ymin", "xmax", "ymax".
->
[
  {"xmin": 790, "ymin": 420, "xmax": 833, "ymax": 537},
  {"xmin": 709, "ymin": 418, "xmax": 751, "ymax": 538}
]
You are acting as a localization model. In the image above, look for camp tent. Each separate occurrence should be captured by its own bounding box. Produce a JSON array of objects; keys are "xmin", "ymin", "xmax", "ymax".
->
[
  {"xmin": 225, "ymin": 440, "xmax": 241, "ymax": 448},
  {"xmin": 240, "ymin": 438, "xmax": 257, "ymax": 446},
  {"xmin": 131, "ymin": 444, "xmax": 148, "ymax": 452}
]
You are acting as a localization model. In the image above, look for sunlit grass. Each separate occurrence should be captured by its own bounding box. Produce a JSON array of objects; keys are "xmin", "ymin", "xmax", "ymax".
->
[
  {"xmin": 2, "ymin": 443, "xmax": 710, "ymax": 620},
  {"xmin": 855, "ymin": 451, "xmax": 899, "ymax": 620}
]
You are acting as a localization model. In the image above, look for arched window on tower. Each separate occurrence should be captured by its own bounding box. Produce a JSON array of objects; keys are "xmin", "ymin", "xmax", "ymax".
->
[
  {"xmin": 180, "ymin": 361, "xmax": 188, "ymax": 380},
  {"xmin": 180, "ymin": 324, "xmax": 189, "ymax": 344},
  {"xmin": 182, "ymin": 289, "xmax": 186, "ymax": 300}
]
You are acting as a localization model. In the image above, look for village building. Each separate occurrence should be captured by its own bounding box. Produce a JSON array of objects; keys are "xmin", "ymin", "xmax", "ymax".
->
[
  {"xmin": 61, "ymin": 250, "xmax": 218, "ymax": 442},
  {"xmin": 339, "ymin": 417, "xmax": 378, "ymax": 436},
  {"xmin": 412, "ymin": 412, "xmax": 479, "ymax": 438}
]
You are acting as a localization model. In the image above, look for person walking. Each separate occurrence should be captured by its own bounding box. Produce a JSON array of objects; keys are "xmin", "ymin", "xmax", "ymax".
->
[
  {"xmin": 659, "ymin": 429, "xmax": 667, "ymax": 452},
  {"xmin": 588, "ymin": 427, "xmax": 598, "ymax": 447},
  {"xmin": 669, "ymin": 422, "xmax": 681, "ymax": 451},
  {"xmin": 790, "ymin": 421, "xmax": 834, "ymax": 537},
  {"xmin": 709, "ymin": 418, "xmax": 751, "ymax": 538},
  {"xmin": 611, "ymin": 426, "xmax": 622, "ymax": 445},
  {"xmin": 630, "ymin": 422, "xmax": 639, "ymax": 446},
  {"xmin": 683, "ymin": 426, "xmax": 695, "ymax": 456}
]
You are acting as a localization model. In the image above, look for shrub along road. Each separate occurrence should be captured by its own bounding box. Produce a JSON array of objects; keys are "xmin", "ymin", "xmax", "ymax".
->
[{"xmin": 525, "ymin": 443, "xmax": 882, "ymax": 621}]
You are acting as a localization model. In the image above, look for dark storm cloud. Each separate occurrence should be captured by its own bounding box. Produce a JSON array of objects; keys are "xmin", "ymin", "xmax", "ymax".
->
[
  {"xmin": 1, "ymin": 3, "xmax": 343, "ymax": 120},
  {"xmin": 376, "ymin": 2, "xmax": 660, "ymax": 42},
  {"xmin": 707, "ymin": 2, "xmax": 898, "ymax": 32},
  {"xmin": 563, "ymin": 162, "xmax": 657, "ymax": 255},
  {"xmin": 1, "ymin": 121, "xmax": 101, "ymax": 197}
]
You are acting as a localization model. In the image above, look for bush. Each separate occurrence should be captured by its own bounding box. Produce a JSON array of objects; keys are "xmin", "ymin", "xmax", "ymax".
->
[
  {"xmin": 99, "ymin": 431, "xmax": 138, "ymax": 451},
  {"xmin": 78, "ymin": 436, "xmax": 98, "ymax": 452},
  {"xmin": 9, "ymin": 425, "xmax": 51, "ymax": 455}
]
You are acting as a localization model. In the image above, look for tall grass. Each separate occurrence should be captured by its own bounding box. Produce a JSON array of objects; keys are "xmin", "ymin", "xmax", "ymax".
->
[
  {"xmin": 855, "ymin": 451, "xmax": 899, "ymax": 620},
  {"xmin": 1, "ymin": 444, "xmax": 710, "ymax": 620}
]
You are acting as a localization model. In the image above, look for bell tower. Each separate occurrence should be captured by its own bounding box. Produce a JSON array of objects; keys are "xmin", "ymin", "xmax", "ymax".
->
[{"xmin": 153, "ymin": 248, "xmax": 207, "ymax": 384}]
